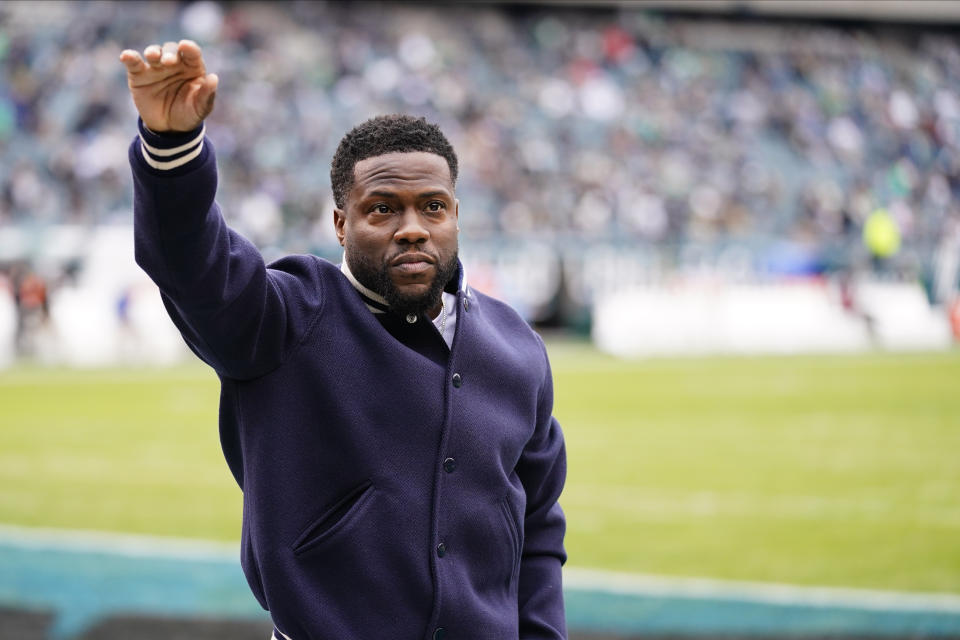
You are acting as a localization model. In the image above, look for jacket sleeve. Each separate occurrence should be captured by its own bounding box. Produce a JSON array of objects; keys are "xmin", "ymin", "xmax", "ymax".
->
[
  {"xmin": 516, "ymin": 336, "xmax": 567, "ymax": 639},
  {"xmin": 130, "ymin": 119, "xmax": 324, "ymax": 380}
]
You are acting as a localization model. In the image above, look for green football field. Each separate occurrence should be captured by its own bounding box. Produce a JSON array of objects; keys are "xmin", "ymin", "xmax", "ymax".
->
[{"xmin": 1, "ymin": 344, "xmax": 958, "ymax": 594}]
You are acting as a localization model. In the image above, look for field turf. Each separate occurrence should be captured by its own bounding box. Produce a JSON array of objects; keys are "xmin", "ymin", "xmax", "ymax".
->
[{"xmin": 1, "ymin": 344, "xmax": 958, "ymax": 594}]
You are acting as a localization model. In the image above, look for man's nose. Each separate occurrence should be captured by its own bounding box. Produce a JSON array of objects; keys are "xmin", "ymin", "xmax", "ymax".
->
[{"xmin": 394, "ymin": 209, "xmax": 429, "ymax": 244}]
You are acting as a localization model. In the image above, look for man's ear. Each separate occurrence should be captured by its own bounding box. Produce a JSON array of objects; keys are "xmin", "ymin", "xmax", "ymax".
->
[
  {"xmin": 454, "ymin": 198, "xmax": 460, "ymax": 231},
  {"xmin": 333, "ymin": 208, "xmax": 346, "ymax": 246}
]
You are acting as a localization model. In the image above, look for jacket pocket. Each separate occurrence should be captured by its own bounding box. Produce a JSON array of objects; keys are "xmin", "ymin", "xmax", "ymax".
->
[
  {"xmin": 499, "ymin": 495, "xmax": 522, "ymax": 579},
  {"xmin": 292, "ymin": 479, "xmax": 375, "ymax": 556}
]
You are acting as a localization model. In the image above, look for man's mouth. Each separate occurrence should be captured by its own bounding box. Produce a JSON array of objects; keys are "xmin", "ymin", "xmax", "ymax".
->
[{"xmin": 390, "ymin": 252, "xmax": 436, "ymax": 275}]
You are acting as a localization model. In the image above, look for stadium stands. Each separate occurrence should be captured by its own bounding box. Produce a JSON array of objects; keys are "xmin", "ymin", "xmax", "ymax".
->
[{"xmin": 0, "ymin": 1, "xmax": 958, "ymax": 357}]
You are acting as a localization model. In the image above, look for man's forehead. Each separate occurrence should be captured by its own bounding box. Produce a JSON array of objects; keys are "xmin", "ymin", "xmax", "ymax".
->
[{"xmin": 352, "ymin": 151, "xmax": 452, "ymax": 191}]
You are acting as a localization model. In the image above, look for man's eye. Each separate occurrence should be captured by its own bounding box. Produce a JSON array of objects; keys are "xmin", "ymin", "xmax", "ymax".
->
[
  {"xmin": 373, "ymin": 205, "xmax": 391, "ymax": 214},
  {"xmin": 427, "ymin": 202, "xmax": 444, "ymax": 212}
]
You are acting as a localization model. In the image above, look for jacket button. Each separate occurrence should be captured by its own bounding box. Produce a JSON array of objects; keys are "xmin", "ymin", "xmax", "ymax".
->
[
  {"xmin": 436, "ymin": 542, "xmax": 446, "ymax": 557},
  {"xmin": 463, "ymin": 298, "xmax": 470, "ymax": 311},
  {"xmin": 452, "ymin": 373, "xmax": 462, "ymax": 388},
  {"xmin": 443, "ymin": 457, "xmax": 456, "ymax": 473},
  {"xmin": 406, "ymin": 313, "xmax": 417, "ymax": 324},
  {"xmin": 433, "ymin": 628, "xmax": 446, "ymax": 640}
]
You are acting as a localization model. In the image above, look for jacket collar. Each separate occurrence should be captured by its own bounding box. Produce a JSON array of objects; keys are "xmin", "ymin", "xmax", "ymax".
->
[{"xmin": 340, "ymin": 257, "xmax": 389, "ymax": 314}]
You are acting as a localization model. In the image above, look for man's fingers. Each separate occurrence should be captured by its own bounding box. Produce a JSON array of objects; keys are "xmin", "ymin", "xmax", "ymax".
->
[
  {"xmin": 161, "ymin": 41, "xmax": 179, "ymax": 65},
  {"xmin": 143, "ymin": 44, "xmax": 162, "ymax": 65},
  {"xmin": 133, "ymin": 40, "xmax": 206, "ymax": 70},
  {"xmin": 178, "ymin": 39, "xmax": 203, "ymax": 66},
  {"xmin": 119, "ymin": 49, "xmax": 146, "ymax": 73}
]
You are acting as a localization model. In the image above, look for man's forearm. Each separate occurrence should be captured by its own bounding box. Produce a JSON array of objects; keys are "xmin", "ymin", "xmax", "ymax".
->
[{"xmin": 130, "ymin": 122, "xmax": 283, "ymax": 378}]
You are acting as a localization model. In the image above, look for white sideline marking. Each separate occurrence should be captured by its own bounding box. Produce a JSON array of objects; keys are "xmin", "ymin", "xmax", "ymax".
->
[
  {"xmin": 2, "ymin": 523, "xmax": 959, "ymax": 614},
  {"xmin": 0, "ymin": 523, "xmax": 237, "ymax": 560},
  {"xmin": 564, "ymin": 567, "xmax": 960, "ymax": 613}
]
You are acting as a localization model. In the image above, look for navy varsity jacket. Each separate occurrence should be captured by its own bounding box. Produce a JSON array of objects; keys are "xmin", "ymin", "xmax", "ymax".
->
[{"xmin": 129, "ymin": 120, "xmax": 567, "ymax": 640}]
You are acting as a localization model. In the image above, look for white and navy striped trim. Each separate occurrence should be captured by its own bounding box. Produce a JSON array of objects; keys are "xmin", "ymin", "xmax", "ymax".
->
[
  {"xmin": 138, "ymin": 119, "xmax": 205, "ymax": 171},
  {"xmin": 271, "ymin": 629, "xmax": 294, "ymax": 640},
  {"xmin": 458, "ymin": 263, "xmax": 469, "ymax": 296},
  {"xmin": 340, "ymin": 256, "xmax": 389, "ymax": 314}
]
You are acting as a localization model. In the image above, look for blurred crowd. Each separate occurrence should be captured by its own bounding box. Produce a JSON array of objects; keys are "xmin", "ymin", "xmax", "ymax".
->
[{"xmin": 1, "ymin": 1, "xmax": 959, "ymax": 271}]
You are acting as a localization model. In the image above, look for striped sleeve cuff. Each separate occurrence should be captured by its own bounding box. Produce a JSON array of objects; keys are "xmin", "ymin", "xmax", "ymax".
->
[{"xmin": 138, "ymin": 118, "xmax": 206, "ymax": 170}]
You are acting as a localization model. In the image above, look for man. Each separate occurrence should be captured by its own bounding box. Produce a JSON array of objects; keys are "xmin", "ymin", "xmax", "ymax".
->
[{"xmin": 120, "ymin": 40, "xmax": 567, "ymax": 639}]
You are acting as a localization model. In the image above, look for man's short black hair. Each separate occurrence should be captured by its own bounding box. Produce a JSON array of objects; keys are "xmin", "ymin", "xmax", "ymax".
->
[{"xmin": 330, "ymin": 114, "xmax": 459, "ymax": 209}]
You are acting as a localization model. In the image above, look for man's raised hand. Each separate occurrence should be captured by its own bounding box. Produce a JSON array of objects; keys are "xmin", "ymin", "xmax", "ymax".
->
[{"xmin": 119, "ymin": 40, "xmax": 218, "ymax": 133}]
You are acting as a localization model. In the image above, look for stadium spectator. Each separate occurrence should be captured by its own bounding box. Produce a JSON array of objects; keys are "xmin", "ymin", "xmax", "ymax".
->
[{"xmin": 10, "ymin": 263, "xmax": 49, "ymax": 357}]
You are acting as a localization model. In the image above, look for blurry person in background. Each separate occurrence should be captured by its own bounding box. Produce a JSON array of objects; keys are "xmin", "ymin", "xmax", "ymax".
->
[
  {"xmin": 863, "ymin": 207, "xmax": 903, "ymax": 274},
  {"xmin": 120, "ymin": 39, "xmax": 566, "ymax": 640},
  {"xmin": 11, "ymin": 262, "xmax": 49, "ymax": 358},
  {"xmin": 0, "ymin": 265, "xmax": 16, "ymax": 364}
]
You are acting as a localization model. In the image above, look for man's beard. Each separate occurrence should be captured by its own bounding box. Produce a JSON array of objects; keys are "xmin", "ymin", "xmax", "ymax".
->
[{"xmin": 347, "ymin": 247, "xmax": 459, "ymax": 317}]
